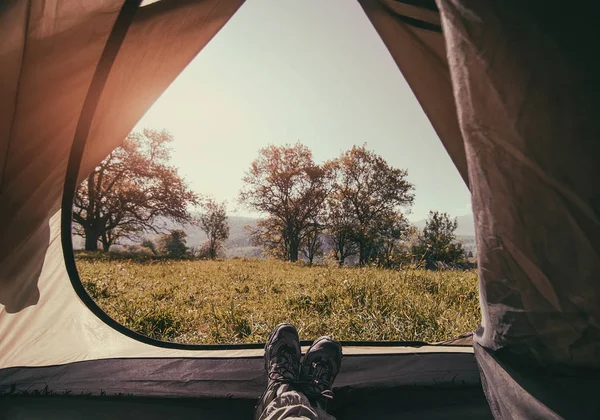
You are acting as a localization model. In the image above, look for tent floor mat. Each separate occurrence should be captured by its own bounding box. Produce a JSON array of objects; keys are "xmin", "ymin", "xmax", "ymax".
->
[{"xmin": 1, "ymin": 386, "xmax": 492, "ymax": 419}]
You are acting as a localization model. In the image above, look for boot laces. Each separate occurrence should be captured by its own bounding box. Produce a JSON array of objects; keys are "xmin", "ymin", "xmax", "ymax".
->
[
  {"xmin": 301, "ymin": 359, "xmax": 335, "ymax": 400},
  {"xmin": 268, "ymin": 345, "xmax": 298, "ymax": 384}
]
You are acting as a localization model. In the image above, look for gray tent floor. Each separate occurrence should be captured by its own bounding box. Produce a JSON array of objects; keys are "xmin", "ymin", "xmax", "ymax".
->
[
  {"xmin": 0, "ymin": 352, "xmax": 493, "ymax": 418},
  {"xmin": 2, "ymin": 387, "xmax": 492, "ymax": 419}
]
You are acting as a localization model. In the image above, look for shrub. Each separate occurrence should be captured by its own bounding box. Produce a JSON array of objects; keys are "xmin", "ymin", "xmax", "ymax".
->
[{"xmin": 158, "ymin": 230, "xmax": 189, "ymax": 258}]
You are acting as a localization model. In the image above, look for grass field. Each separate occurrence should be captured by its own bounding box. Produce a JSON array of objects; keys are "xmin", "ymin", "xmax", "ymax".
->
[{"xmin": 76, "ymin": 253, "xmax": 480, "ymax": 345}]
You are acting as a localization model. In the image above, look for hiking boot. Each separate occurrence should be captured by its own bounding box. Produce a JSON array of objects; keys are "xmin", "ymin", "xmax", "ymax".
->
[
  {"xmin": 264, "ymin": 323, "xmax": 301, "ymax": 383},
  {"xmin": 299, "ymin": 336, "xmax": 343, "ymax": 409},
  {"xmin": 254, "ymin": 323, "xmax": 301, "ymax": 419}
]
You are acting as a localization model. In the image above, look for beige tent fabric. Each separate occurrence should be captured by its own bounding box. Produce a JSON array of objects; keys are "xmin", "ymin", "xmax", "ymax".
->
[
  {"xmin": 358, "ymin": 0, "xmax": 468, "ymax": 187},
  {"xmin": 0, "ymin": 0, "xmax": 244, "ymax": 313}
]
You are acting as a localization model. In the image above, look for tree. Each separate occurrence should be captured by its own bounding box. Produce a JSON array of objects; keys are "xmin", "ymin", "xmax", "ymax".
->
[
  {"xmin": 72, "ymin": 129, "xmax": 199, "ymax": 251},
  {"xmin": 411, "ymin": 211, "xmax": 466, "ymax": 269},
  {"xmin": 158, "ymin": 229, "xmax": 188, "ymax": 258},
  {"xmin": 199, "ymin": 198, "xmax": 230, "ymax": 260},
  {"xmin": 239, "ymin": 143, "xmax": 331, "ymax": 262},
  {"xmin": 328, "ymin": 145, "xmax": 414, "ymax": 265}
]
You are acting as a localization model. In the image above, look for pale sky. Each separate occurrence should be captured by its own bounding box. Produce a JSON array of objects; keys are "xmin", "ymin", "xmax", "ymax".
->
[{"xmin": 134, "ymin": 0, "xmax": 471, "ymax": 221}]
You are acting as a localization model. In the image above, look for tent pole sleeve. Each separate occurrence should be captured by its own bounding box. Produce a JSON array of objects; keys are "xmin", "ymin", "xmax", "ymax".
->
[{"xmin": 61, "ymin": 0, "xmax": 141, "ymax": 334}]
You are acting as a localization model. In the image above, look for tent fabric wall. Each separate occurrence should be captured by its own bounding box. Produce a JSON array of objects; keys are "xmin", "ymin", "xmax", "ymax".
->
[
  {"xmin": 0, "ymin": 0, "xmax": 122, "ymax": 313},
  {"xmin": 0, "ymin": 0, "xmax": 244, "ymax": 314},
  {"xmin": 437, "ymin": 0, "xmax": 600, "ymax": 417},
  {"xmin": 0, "ymin": 0, "xmax": 28, "ymax": 190},
  {"xmin": 358, "ymin": 0, "xmax": 469, "ymax": 187}
]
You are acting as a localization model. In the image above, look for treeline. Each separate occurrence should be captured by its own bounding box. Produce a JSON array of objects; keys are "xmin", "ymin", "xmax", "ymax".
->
[
  {"xmin": 73, "ymin": 130, "xmax": 469, "ymax": 269},
  {"xmin": 238, "ymin": 143, "xmax": 469, "ymax": 269}
]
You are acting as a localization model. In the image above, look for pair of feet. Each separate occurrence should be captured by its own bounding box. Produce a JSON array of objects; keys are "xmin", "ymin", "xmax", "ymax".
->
[{"xmin": 264, "ymin": 323, "xmax": 343, "ymax": 407}]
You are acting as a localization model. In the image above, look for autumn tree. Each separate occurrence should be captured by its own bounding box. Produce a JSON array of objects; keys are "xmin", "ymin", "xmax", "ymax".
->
[
  {"xmin": 239, "ymin": 143, "xmax": 331, "ymax": 262},
  {"xmin": 411, "ymin": 211, "xmax": 466, "ymax": 269},
  {"xmin": 199, "ymin": 198, "xmax": 230, "ymax": 260},
  {"xmin": 328, "ymin": 145, "xmax": 414, "ymax": 265},
  {"xmin": 72, "ymin": 129, "xmax": 199, "ymax": 251}
]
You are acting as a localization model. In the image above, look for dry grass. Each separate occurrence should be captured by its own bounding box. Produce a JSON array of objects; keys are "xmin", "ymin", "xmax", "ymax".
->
[{"xmin": 76, "ymin": 253, "xmax": 480, "ymax": 345}]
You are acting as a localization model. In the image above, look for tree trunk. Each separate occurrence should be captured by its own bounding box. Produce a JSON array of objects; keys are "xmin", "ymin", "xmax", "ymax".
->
[
  {"xmin": 209, "ymin": 237, "xmax": 216, "ymax": 260},
  {"xmin": 100, "ymin": 232, "xmax": 112, "ymax": 252},
  {"xmin": 306, "ymin": 231, "xmax": 318, "ymax": 265},
  {"xmin": 84, "ymin": 173, "xmax": 99, "ymax": 251},
  {"xmin": 289, "ymin": 238, "xmax": 299, "ymax": 262},
  {"xmin": 84, "ymin": 228, "xmax": 99, "ymax": 251},
  {"xmin": 337, "ymin": 235, "xmax": 346, "ymax": 267},
  {"xmin": 359, "ymin": 240, "xmax": 367, "ymax": 265},
  {"xmin": 285, "ymin": 223, "xmax": 299, "ymax": 262}
]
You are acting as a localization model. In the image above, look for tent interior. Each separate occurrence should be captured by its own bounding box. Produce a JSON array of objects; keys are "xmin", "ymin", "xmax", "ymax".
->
[{"xmin": 1, "ymin": 0, "xmax": 599, "ymax": 418}]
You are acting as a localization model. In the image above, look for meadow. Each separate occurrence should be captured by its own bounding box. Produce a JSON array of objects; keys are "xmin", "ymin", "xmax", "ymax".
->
[{"xmin": 76, "ymin": 253, "xmax": 480, "ymax": 345}]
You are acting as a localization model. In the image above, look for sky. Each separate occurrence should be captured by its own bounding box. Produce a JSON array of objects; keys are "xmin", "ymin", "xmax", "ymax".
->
[{"xmin": 134, "ymin": 0, "xmax": 471, "ymax": 222}]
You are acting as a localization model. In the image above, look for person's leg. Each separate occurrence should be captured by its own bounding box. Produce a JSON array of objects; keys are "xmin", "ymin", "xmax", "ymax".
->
[
  {"xmin": 254, "ymin": 323, "xmax": 314, "ymax": 420},
  {"xmin": 256, "ymin": 384, "xmax": 325, "ymax": 420},
  {"xmin": 254, "ymin": 325, "xmax": 340, "ymax": 420}
]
